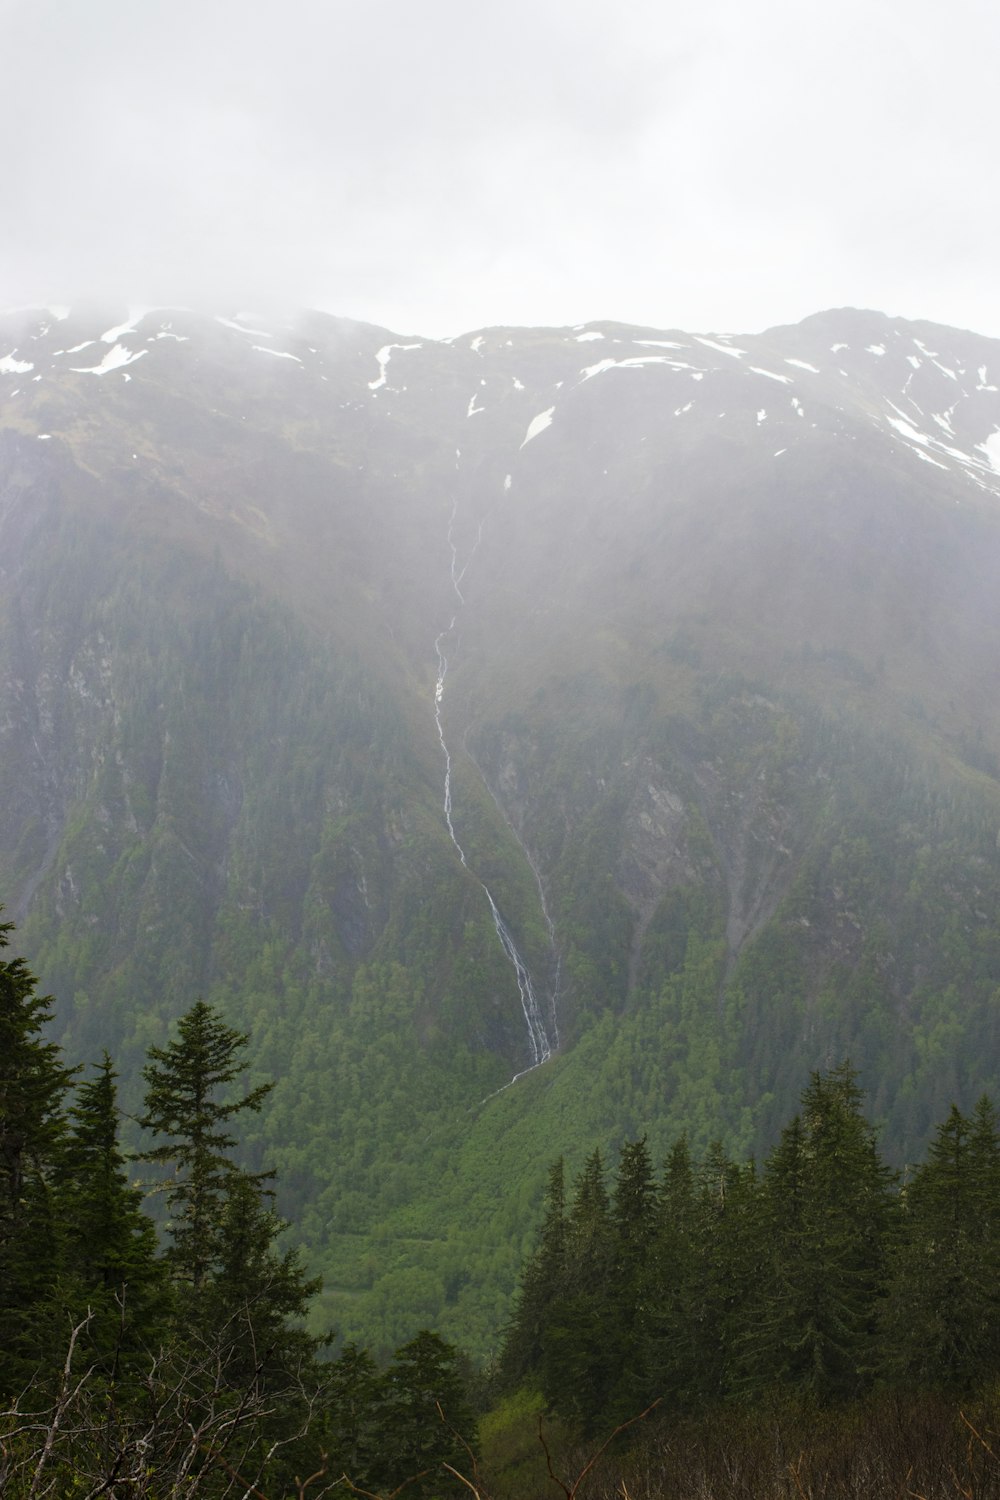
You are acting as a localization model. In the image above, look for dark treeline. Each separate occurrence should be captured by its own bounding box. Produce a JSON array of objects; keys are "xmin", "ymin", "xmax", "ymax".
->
[
  {"xmin": 499, "ymin": 1062, "xmax": 1000, "ymax": 1435},
  {"xmin": 0, "ymin": 914, "xmax": 474, "ymax": 1497}
]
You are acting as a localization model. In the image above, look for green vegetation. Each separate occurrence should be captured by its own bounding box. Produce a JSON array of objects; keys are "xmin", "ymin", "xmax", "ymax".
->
[
  {"xmin": 0, "ymin": 915, "xmax": 477, "ymax": 1496},
  {"xmin": 487, "ymin": 1068, "xmax": 1000, "ymax": 1495},
  {"xmin": 9, "ymin": 909, "xmax": 1000, "ymax": 1499}
]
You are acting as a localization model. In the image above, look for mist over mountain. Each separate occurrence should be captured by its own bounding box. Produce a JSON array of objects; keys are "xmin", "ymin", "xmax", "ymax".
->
[{"xmin": 3, "ymin": 302, "xmax": 1000, "ymax": 1351}]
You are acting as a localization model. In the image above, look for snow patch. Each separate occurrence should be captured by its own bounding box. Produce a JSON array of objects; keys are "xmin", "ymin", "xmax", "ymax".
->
[
  {"xmin": 100, "ymin": 312, "xmax": 149, "ymax": 343},
  {"xmin": 0, "ymin": 354, "xmax": 33, "ymax": 373},
  {"xmin": 756, "ymin": 409, "xmax": 767, "ymax": 424},
  {"xmin": 866, "ymin": 344, "xmax": 886, "ymax": 356},
  {"xmin": 512, "ymin": 376, "xmax": 524, "ymax": 391},
  {"xmin": 750, "ymin": 366, "xmax": 792, "ymax": 384},
  {"xmin": 215, "ymin": 315, "xmax": 272, "ymax": 337},
  {"xmin": 368, "ymin": 342, "xmax": 421, "ymax": 391},
  {"xmin": 467, "ymin": 393, "xmax": 485, "ymax": 416},
  {"xmin": 907, "ymin": 355, "xmax": 921, "ymax": 369},
  {"xmin": 575, "ymin": 331, "xmax": 604, "ymax": 341},
  {"xmin": 251, "ymin": 346, "xmax": 302, "ymax": 362},
  {"xmin": 520, "ymin": 407, "xmax": 555, "ymax": 448},
  {"xmin": 674, "ymin": 401, "xmax": 694, "ymax": 415},
  {"xmin": 886, "ymin": 414, "xmax": 930, "ymax": 446},
  {"xmin": 831, "ymin": 343, "xmax": 849, "ymax": 352},
  {"xmin": 774, "ymin": 448, "xmax": 787, "ymax": 457},
  {"xmin": 36, "ymin": 433, "xmax": 51, "ymax": 440},
  {"xmin": 470, "ymin": 335, "xmax": 485, "ymax": 352},
  {"xmin": 977, "ymin": 429, "xmax": 1000, "ymax": 474},
  {"xmin": 503, "ymin": 474, "xmax": 512, "ymax": 491},
  {"xmin": 580, "ymin": 358, "xmax": 621, "ymax": 381},
  {"xmin": 694, "ymin": 336, "xmax": 746, "ymax": 359},
  {"xmin": 636, "ymin": 339, "xmax": 685, "ymax": 349},
  {"xmin": 785, "ymin": 358, "xmax": 820, "ymax": 372},
  {"xmin": 70, "ymin": 343, "xmax": 148, "ymax": 376}
]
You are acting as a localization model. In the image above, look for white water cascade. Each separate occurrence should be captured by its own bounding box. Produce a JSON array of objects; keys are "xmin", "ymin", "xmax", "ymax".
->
[{"xmin": 432, "ymin": 493, "xmax": 556, "ymax": 1075}]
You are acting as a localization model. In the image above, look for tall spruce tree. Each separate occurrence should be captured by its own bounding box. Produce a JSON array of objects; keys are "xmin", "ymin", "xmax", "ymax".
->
[
  {"xmin": 0, "ymin": 913, "xmax": 75, "ymax": 1395},
  {"xmin": 138, "ymin": 1000, "xmax": 326, "ymax": 1493},
  {"xmin": 745, "ymin": 1063, "xmax": 895, "ymax": 1402},
  {"xmin": 499, "ymin": 1158, "xmax": 566, "ymax": 1391},
  {"xmin": 540, "ymin": 1149, "xmax": 615, "ymax": 1431},
  {"xmin": 201, "ymin": 1172, "xmax": 322, "ymax": 1389},
  {"xmin": 882, "ymin": 1097, "xmax": 1000, "ymax": 1390},
  {"xmin": 688, "ymin": 1141, "xmax": 759, "ymax": 1405},
  {"xmin": 59, "ymin": 1053, "xmax": 166, "ymax": 1378},
  {"xmin": 641, "ymin": 1136, "xmax": 703, "ymax": 1409},
  {"xmin": 608, "ymin": 1137, "xmax": 658, "ymax": 1416},
  {"xmin": 138, "ymin": 999, "xmax": 273, "ymax": 1290}
]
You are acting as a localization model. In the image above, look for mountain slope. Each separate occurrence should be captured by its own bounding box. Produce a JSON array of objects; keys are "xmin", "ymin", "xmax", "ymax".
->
[{"xmin": 3, "ymin": 304, "xmax": 1000, "ymax": 1351}]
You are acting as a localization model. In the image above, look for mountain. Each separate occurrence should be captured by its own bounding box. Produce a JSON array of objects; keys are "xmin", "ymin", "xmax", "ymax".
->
[{"xmin": 3, "ymin": 303, "xmax": 1000, "ymax": 1353}]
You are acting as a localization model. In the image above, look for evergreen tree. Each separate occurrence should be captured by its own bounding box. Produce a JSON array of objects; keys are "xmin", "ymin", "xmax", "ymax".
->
[
  {"xmin": 745, "ymin": 1063, "xmax": 895, "ymax": 1402},
  {"xmin": 882, "ymin": 1098, "xmax": 1000, "ymax": 1390},
  {"xmin": 607, "ymin": 1136, "xmax": 658, "ymax": 1416},
  {"xmin": 641, "ymin": 1136, "xmax": 703, "ymax": 1409},
  {"xmin": 540, "ymin": 1149, "xmax": 615, "ymax": 1430},
  {"xmin": 200, "ymin": 1172, "xmax": 322, "ymax": 1389},
  {"xmin": 323, "ymin": 1342, "xmax": 385, "ymax": 1486},
  {"xmin": 499, "ymin": 1158, "xmax": 566, "ymax": 1390},
  {"xmin": 138, "ymin": 1001, "xmax": 328, "ymax": 1492},
  {"xmin": 687, "ymin": 1141, "xmax": 760, "ymax": 1405},
  {"xmin": 138, "ymin": 998, "xmax": 273, "ymax": 1289},
  {"xmin": 372, "ymin": 1330, "xmax": 476, "ymax": 1497},
  {"xmin": 59, "ymin": 1053, "xmax": 166, "ymax": 1378},
  {"xmin": 0, "ymin": 913, "xmax": 75, "ymax": 1395}
]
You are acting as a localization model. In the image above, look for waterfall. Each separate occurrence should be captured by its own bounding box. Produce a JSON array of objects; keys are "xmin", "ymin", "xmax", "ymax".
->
[{"xmin": 432, "ymin": 486, "xmax": 556, "ymax": 1074}]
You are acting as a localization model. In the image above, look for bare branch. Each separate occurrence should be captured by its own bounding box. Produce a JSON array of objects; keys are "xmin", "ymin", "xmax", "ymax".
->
[
  {"xmin": 565, "ymin": 1399, "xmax": 661, "ymax": 1499},
  {"xmin": 28, "ymin": 1311, "xmax": 96, "ymax": 1500}
]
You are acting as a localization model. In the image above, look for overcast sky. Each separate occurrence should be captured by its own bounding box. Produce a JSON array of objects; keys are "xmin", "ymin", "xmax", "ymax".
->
[{"xmin": 3, "ymin": 0, "xmax": 998, "ymax": 340}]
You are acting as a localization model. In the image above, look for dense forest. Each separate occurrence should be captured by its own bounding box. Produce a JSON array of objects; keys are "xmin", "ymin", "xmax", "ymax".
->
[{"xmin": 8, "ymin": 908, "xmax": 1000, "ymax": 1498}]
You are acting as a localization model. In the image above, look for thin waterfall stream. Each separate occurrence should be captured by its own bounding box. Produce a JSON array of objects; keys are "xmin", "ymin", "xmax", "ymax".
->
[{"xmin": 432, "ymin": 492, "xmax": 556, "ymax": 1077}]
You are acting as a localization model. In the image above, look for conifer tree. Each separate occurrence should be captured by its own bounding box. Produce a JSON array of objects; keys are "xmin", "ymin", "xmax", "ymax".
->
[
  {"xmin": 0, "ymin": 913, "xmax": 75, "ymax": 1395},
  {"xmin": 745, "ymin": 1063, "xmax": 895, "ymax": 1402},
  {"xmin": 499, "ymin": 1158, "xmax": 566, "ymax": 1390},
  {"xmin": 323, "ymin": 1342, "xmax": 385, "ymax": 1486},
  {"xmin": 201, "ymin": 1172, "xmax": 322, "ymax": 1389},
  {"xmin": 882, "ymin": 1097, "xmax": 1000, "ymax": 1390},
  {"xmin": 138, "ymin": 998, "xmax": 273, "ymax": 1290},
  {"xmin": 641, "ymin": 1136, "xmax": 703, "ymax": 1409},
  {"xmin": 688, "ymin": 1141, "xmax": 760, "ymax": 1404},
  {"xmin": 541, "ymin": 1149, "xmax": 615, "ymax": 1430},
  {"xmin": 59, "ymin": 1053, "xmax": 166, "ymax": 1377},
  {"xmin": 607, "ymin": 1137, "xmax": 657, "ymax": 1415},
  {"xmin": 372, "ymin": 1330, "xmax": 475, "ymax": 1498}
]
